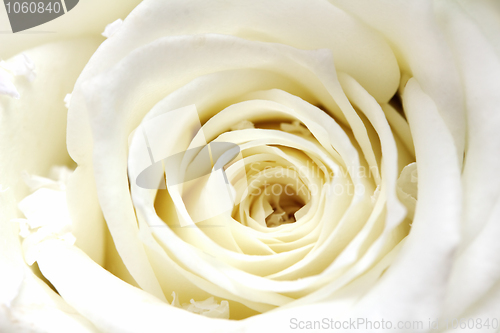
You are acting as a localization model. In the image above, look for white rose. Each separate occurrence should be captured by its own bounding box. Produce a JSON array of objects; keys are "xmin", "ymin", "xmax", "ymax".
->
[{"xmin": 1, "ymin": 1, "xmax": 500, "ymax": 332}]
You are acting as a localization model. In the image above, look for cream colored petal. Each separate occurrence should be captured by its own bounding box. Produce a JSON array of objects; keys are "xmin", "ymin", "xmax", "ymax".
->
[
  {"xmin": 435, "ymin": 0, "xmax": 500, "ymax": 320},
  {"xmin": 382, "ymin": 103, "xmax": 415, "ymax": 159},
  {"xmin": 0, "ymin": 68, "xmax": 19, "ymax": 98},
  {"xmin": 0, "ymin": 0, "xmax": 142, "ymax": 59},
  {"xmin": 437, "ymin": 0, "xmax": 500, "ymax": 246},
  {"xmin": 456, "ymin": 0, "xmax": 500, "ymax": 58},
  {"xmin": 0, "ymin": 38, "xmax": 104, "ymax": 270},
  {"xmin": 0, "ymin": 188, "xmax": 24, "ymax": 307},
  {"xmin": 0, "ymin": 39, "xmax": 105, "ymax": 332},
  {"xmin": 330, "ymin": 0, "xmax": 466, "ymax": 160},
  {"xmin": 349, "ymin": 78, "xmax": 461, "ymax": 323},
  {"xmin": 396, "ymin": 162, "xmax": 418, "ymax": 220},
  {"xmin": 444, "ymin": 196, "xmax": 500, "ymax": 321},
  {"xmin": 2, "ymin": 268, "xmax": 97, "ymax": 333},
  {"xmin": 33, "ymin": 240, "xmax": 237, "ymax": 332}
]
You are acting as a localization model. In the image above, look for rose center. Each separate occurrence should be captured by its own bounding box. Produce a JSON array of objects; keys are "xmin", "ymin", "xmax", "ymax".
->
[
  {"xmin": 261, "ymin": 184, "xmax": 306, "ymax": 227},
  {"xmin": 231, "ymin": 162, "xmax": 312, "ymax": 228}
]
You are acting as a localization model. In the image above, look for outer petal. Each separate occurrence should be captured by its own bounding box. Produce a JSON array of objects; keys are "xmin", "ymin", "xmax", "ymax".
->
[
  {"xmin": 0, "ymin": 37, "xmax": 105, "ymax": 264},
  {"xmin": 1, "ymin": 267, "xmax": 98, "ymax": 333},
  {"xmin": 0, "ymin": 0, "xmax": 142, "ymax": 59},
  {"xmin": 329, "ymin": 0, "xmax": 465, "ymax": 160},
  {"xmin": 436, "ymin": 0, "xmax": 500, "ymax": 321},
  {"xmin": 0, "ymin": 37, "xmax": 100, "ymax": 202},
  {"xmin": 456, "ymin": 0, "xmax": 500, "ymax": 58},
  {"xmin": 0, "ymin": 38, "xmax": 103, "ymax": 331},
  {"xmin": 0, "ymin": 188, "xmax": 24, "ymax": 309},
  {"xmin": 347, "ymin": 78, "xmax": 461, "ymax": 327},
  {"xmin": 33, "ymin": 239, "xmax": 238, "ymax": 333}
]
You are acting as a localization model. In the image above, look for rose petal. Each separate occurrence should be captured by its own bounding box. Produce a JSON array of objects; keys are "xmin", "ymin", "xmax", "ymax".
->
[
  {"xmin": 435, "ymin": 1, "xmax": 500, "ymax": 319},
  {"xmin": 2, "ymin": 268, "xmax": 97, "ymax": 333},
  {"xmin": 33, "ymin": 240, "xmax": 237, "ymax": 332},
  {"xmin": 0, "ymin": 188, "xmax": 24, "ymax": 307},
  {"xmin": 0, "ymin": 0, "xmax": 142, "ymax": 59},
  {"xmin": 330, "ymin": 0, "xmax": 466, "ymax": 159},
  {"xmin": 0, "ymin": 38, "xmax": 104, "ymax": 267},
  {"xmin": 349, "ymin": 78, "xmax": 461, "ymax": 323}
]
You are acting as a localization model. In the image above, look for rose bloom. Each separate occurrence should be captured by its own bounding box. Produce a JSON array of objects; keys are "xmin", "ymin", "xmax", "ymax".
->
[{"xmin": 1, "ymin": 0, "xmax": 500, "ymax": 332}]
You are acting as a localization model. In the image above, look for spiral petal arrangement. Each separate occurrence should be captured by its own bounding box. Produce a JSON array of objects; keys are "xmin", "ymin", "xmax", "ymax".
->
[{"xmin": 62, "ymin": 5, "xmax": 416, "ymax": 318}]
